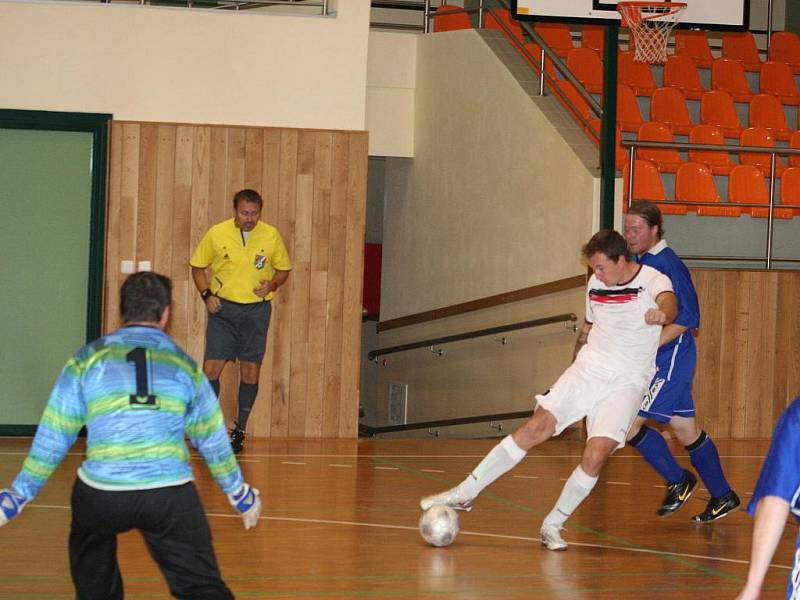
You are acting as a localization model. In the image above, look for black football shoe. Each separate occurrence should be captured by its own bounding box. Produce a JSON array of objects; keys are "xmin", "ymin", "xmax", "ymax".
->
[
  {"xmin": 230, "ymin": 423, "xmax": 245, "ymax": 454},
  {"xmin": 657, "ymin": 470, "xmax": 698, "ymax": 517},
  {"xmin": 691, "ymin": 491, "xmax": 741, "ymax": 523}
]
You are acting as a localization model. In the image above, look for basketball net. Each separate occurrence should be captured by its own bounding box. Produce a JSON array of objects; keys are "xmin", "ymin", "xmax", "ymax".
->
[{"xmin": 617, "ymin": 1, "xmax": 687, "ymax": 64}]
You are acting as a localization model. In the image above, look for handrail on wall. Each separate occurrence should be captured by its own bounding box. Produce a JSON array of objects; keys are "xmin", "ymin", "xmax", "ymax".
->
[{"xmin": 367, "ymin": 312, "xmax": 577, "ymax": 362}]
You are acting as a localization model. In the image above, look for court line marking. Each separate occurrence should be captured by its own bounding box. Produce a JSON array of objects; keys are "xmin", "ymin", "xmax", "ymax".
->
[
  {"xmin": 605, "ymin": 481, "xmax": 631, "ymax": 486},
  {"xmin": 420, "ymin": 469, "xmax": 445, "ymax": 473},
  {"xmin": 328, "ymin": 464, "xmax": 353, "ymax": 468},
  {"xmin": 29, "ymin": 503, "xmax": 788, "ymax": 571},
  {"xmin": 374, "ymin": 457, "xmax": 750, "ymax": 582},
  {"xmin": 281, "ymin": 461, "xmax": 306, "ymax": 465},
  {"xmin": 0, "ymin": 451, "xmax": 772, "ymax": 460}
]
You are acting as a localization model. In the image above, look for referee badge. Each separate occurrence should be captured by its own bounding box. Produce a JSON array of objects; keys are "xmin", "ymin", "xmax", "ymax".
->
[{"xmin": 254, "ymin": 255, "xmax": 267, "ymax": 269}]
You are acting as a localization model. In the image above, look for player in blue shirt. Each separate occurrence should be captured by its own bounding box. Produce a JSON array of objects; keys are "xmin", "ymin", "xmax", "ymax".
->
[
  {"xmin": 737, "ymin": 396, "xmax": 800, "ymax": 600},
  {"xmin": 0, "ymin": 272, "xmax": 262, "ymax": 599},
  {"xmin": 624, "ymin": 202, "xmax": 739, "ymax": 522}
]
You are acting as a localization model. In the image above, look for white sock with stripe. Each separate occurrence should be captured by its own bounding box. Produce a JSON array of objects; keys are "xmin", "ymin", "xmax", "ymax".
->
[{"xmin": 543, "ymin": 465, "xmax": 598, "ymax": 529}]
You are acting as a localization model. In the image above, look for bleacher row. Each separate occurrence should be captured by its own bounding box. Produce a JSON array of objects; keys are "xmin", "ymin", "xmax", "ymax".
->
[{"xmin": 433, "ymin": 5, "xmax": 800, "ymax": 219}]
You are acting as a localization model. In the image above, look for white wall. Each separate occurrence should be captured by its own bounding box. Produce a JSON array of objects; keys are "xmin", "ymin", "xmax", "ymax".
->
[
  {"xmin": 366, "ymin": 31, "xmax": 417, "ymax": 157},
  {"xmin": 0, "ymin": 0, "xmax": 369, "ymax": 130},
  {"xmin": 381, "ymin": 29, "xmax": 595, "ymax": 321}
]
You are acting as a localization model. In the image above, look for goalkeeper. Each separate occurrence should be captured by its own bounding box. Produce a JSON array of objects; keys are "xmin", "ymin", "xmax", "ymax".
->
[{"xmin": 0, "ymin": 271, "xmax": 261, "ymax": 599}]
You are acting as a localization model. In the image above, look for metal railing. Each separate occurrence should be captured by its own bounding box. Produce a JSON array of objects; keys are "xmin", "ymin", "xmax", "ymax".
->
[
  {"xmin": 359, "ymin": 409, "xmax": 533, "ymax": 437},
  {"xmin": 368, "ymin": 312, "xmax": 577, "ymax": 362},
  {"xmin": 623, "ymin": 139, "xmax": 800, "ymax": 269},
  {"xmin": 96, "ymin": 0, "xmax": 329, "ymax": 12}
]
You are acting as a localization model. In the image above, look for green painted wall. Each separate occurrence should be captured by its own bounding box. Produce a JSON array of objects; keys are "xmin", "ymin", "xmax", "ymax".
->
[{"xmin": 0, "ymin": 128, "xmax": 93, "ymax": 425}]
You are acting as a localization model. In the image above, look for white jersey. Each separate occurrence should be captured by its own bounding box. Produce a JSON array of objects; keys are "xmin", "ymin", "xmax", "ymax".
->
[{"xmin": 579, "ymin": 264, "xmax": 673, "ymax": 378}]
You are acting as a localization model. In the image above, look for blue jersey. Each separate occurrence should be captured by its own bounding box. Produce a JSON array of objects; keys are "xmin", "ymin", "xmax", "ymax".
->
[
  {"xmin": 748, "ymin": 397, "xmax": 800, "ymax": 523},
  {"xmin": 748, "ymin": 397, "xmax": 800, "ymax": 600},
  {"xmin": 636, "ymin": 240, "xmax": 700, "ymax": 364},
  {"xmin": 12, "ymin": 326, "xmax": 243, "ymax": 500}
]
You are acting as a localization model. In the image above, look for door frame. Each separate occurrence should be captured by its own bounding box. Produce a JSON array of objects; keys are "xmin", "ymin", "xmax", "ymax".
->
[{"xmin": 0, "ymin": 109, "xmax": 111, "ymax": 434}]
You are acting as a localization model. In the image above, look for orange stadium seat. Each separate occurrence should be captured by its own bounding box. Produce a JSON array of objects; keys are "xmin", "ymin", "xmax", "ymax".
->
[
  {"xmin": 700, "ymin": 90, "xmax": 743, "ymax": 139},
  {"xmin": 637, "ymin": 121, "xmax": 682, "ymax": 172},
  {"xmin": 675, "ymin": 30, "xmax": 714, "ymax": 69},
  {"xmin": 651, "ymin": 86, "xmax": 693, "ymax": 135},
  {"xmin": 485, "ymin": 8, "xmax": 524, "ymax": 44},
  {"xmin": 729, "ymin": 164, "xmax": 793, "ymax": 218},
  {"xmin": 770, "ymin": 31, "xmax": 800, "ymax": 74},
  {"xmin": 567, "ymin": 47, "xmax": 603, "ymax": 94},
  {"xmin": 790, "ymin": 130, "xmax": 800, "ymax": 167},
  {"xmin": 749, "ymin": 93, "xmax": 793, "ymax": 141},
  {"xmin": 711, "ymin": 58, "xmax": 753, "ymax": 102},
  {"xmin": 759, "ymin": 61, "xmax": 800, "ymax": 106},
  {"xmin": 676, "ymin": 161, "xmax": 740, "ymax": 216},
  {"xmin": 619, "ymin": 51, "xmax": 657, "ymax": 96},
  {"xmin": 582, "ymin": 25, "xmax": 605, "ymax": 58},
  {"xmin": 534, "ymin": 23, "xmax": 574, "ymax": 58},
  {"xmin": 617, "ymin": 83, "xmax": 645, "ymax": 132},
  {"xmin": 722, "ymin": 31, "xmax": 763, "ymax": 72},
  {"xmin": 739, "ymin": 127, "xmax": 786, "ymax": 177},
  {"xmin": 688, "ymin": 124, "xmax": 733, "ymax": 175},
  {"xmin": 623, "ymin": 158, "xmax": 663, "ymax": 199},
  {"xmin": 779, "ymin": 167, "xmax": 800, "ymax": 215},
  {"xmin": 433, "ymin": 5, "xmax": 472, "ymax": 32},
  {"xmin": 663, "ymin": 54, "xmax": 706, "ymax": 101}
]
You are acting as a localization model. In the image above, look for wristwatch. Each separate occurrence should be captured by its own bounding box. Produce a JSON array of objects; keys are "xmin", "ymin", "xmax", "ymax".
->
[{"xmin": 200, "ymin": 289, "xmax": 214, "ymax": 302}]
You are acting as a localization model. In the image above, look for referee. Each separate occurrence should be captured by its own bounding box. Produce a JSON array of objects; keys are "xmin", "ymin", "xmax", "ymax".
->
[{"xmin": 191, "ymin": 189, "xmax": 292, "ymax": 453}]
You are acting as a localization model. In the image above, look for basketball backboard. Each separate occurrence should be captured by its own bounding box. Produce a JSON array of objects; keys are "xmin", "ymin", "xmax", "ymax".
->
[{"xmin": 510, "ymin": 0, "xmax": 750, "ymax": 31}]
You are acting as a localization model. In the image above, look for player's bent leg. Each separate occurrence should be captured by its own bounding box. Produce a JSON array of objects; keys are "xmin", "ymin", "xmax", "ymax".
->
[
  {"xmin": 69, "ymin": 480, "xmax": 125, "ymax": 600},
  {"xmin": 202, "ymin": 359, "xmax": 226, "ymax": 382},
  {"xmin": 141, "ymin": 484, "xmax": 234, "ymax": 600},
  {"xmin": 677, "ymin": 424, "xmax": 741, "ymax": 523},
  {"xmin": 419, "ymin": 411, "xmax": 556, "ymax": 512},
  {"xmin": 539, "ymin": 437, "xmax": 615, "ymax": 551}
]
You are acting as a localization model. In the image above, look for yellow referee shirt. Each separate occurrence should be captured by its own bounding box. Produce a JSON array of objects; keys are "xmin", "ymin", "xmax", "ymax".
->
[{"xmin": 190, "ymin": 218, "xmax": 292, "ymax": 303}]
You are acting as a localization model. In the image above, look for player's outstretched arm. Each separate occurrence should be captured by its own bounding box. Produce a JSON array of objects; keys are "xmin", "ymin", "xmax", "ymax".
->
[
  {"xmin": 736, "ymin": 495, "xmax": 791, "ymax": 600},
  {"xmin": 0, "ymin": 488, "xmax": 29, "ymax": 528},
  {"xmin": 228, "ymin": 483, "xmax": 262, "ymax": 530}
]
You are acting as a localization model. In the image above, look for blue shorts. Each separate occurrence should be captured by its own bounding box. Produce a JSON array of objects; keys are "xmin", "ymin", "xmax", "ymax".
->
[{"xmin": 638, "ymin": 334, "xmax": 696, "ymax": 424}]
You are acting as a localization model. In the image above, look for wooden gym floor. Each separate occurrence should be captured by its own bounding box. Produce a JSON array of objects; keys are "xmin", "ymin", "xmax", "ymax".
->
[{"xmin": 0, "ymin": 436, "xmax": 793, "ymax": 599}]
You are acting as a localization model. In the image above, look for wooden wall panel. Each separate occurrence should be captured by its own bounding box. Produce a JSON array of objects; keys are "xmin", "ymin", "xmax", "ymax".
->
[
  {"xmin": 692, "ymin": 269, "xmax": 800, "ymax": 439},
  {"xmin": 105, "ymin": 122, "xmax": 368, "ymax": 439}
]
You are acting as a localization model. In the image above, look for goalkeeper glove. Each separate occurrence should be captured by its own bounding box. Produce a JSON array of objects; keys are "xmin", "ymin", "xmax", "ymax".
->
[
  {"xmin": 0, "ymin": 488, "xmax": 28, "ymax": 527},
  {"xmin": 227, "ymin": 483, "xmax": 261, "ymax": 530}
]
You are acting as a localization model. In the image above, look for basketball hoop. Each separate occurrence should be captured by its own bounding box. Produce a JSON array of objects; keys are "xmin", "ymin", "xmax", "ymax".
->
[{"xmin": 617, "ymin": 1, "xmax": 687, "ymax": 64}]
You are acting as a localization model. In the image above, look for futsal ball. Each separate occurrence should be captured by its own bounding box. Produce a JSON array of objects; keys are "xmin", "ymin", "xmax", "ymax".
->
[{"xmin": 419, "ymin": 504, "xmax": 459, "ymax": 547}]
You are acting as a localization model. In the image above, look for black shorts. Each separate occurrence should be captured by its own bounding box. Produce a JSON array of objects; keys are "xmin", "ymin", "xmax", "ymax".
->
[
  {"xmin": 69, "ymin": 479, "xmax": 233, "ymax": 599},
  {"xmin": 204, "ymin": 298, "xmax": 272, "ymax": 364}
]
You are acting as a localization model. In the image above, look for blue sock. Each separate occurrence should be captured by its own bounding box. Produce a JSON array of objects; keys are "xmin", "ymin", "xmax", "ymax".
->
[
  {"xmin": 687, "ymin": 431, "xmax": 731, "ymax": 498},
  {"xmin": 629, "ymin": 425, "xmax": 685, "ymax": 485}
]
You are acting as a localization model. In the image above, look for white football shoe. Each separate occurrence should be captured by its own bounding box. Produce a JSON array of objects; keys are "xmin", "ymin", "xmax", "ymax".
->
[
  {"xmin": 540, "ymin": 523, "xmax": 568, "ymax": 551},
  {"xmin": 419, "ymin": 485, "xmax": 474, "ymax": 512}
]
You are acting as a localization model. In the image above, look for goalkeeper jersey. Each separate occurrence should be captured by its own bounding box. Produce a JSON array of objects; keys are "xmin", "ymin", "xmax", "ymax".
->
[{"xmin": 12, "ymin": 325, "xmax": 243, "ymax": 500}]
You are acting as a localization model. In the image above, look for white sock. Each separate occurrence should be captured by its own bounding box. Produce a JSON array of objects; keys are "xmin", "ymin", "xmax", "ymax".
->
[
  {"xmin": 459, "ymin": 435, "xmax": 527, "ymax": 499},
  {"xmin": 543, "ymin": 466, "xmax": 598, "ymax": 529}
]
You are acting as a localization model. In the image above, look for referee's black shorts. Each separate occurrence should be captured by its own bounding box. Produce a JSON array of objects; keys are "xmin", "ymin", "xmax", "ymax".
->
[{"xmin": 204, "ymin": 298, "xmax": 272, "ymax": 364}]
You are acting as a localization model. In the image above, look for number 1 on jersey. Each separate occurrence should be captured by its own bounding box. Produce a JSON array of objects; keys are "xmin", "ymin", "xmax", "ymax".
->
[{"xmin": 126, "ymin": 347, "xmax": 158, "ymax": 408}]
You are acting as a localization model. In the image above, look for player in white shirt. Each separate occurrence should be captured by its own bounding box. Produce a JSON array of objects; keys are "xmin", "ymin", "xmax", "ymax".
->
[{"xmin": 420, "ymin": 230, "xmax": 677, "ymax": 551}]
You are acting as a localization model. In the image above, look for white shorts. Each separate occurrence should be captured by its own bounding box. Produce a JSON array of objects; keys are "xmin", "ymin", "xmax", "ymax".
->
[{"xmin": 535, "ymin": 359, "xmax": 650, "ymax": 450}]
